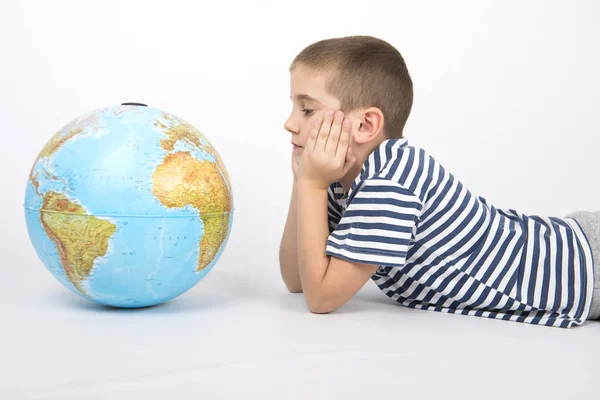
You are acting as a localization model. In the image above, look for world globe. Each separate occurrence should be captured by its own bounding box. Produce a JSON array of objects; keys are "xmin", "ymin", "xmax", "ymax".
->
[{"xmin": 24, "ymin": 103, "xmax": 234, "ymax": 308}]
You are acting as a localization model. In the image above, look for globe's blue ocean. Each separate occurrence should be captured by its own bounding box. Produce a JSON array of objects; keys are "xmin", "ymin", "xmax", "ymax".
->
[{"xmin": 24, "ymin": 105, "xmax": 233, "ymax": 307}]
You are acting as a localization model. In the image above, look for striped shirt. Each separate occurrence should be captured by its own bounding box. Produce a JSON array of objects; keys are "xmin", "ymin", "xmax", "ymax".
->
[{"xmin": 325, "ymin": 138, "xmax": 595, "ymax": 328}]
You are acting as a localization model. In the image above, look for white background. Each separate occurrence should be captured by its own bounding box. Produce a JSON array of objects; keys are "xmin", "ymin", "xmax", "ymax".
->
[{"xmin": 1, "ymin": 0, "xmax": 599, "ymax": 399}]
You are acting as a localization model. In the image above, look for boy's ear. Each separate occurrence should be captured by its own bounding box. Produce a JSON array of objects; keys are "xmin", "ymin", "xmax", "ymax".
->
[{"xmin": 353, "ymin": 107, "xmax": 384, "ymax": 144}]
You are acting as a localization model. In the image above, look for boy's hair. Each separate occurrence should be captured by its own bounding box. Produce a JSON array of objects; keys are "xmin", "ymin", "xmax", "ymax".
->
[{"xmin": 290, "ymin": 35, "xmax": 413, "ymax": 139}]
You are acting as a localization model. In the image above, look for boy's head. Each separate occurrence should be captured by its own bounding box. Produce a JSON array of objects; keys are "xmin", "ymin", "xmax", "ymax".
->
[{"xmin": 285, "ymin": 35, "xmax": 413, "ymax": 153}]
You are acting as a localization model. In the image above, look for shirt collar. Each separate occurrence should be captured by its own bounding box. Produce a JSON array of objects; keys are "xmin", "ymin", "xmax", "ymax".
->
[{"xmin": 342, "ymin": 137, "xmax": 409, "ymax": 204}]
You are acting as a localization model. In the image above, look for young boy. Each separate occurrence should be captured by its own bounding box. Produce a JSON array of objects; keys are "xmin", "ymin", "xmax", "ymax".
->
[{"xmin": 279, "ymin": 35, "xmax": 600, "ymax": 328}]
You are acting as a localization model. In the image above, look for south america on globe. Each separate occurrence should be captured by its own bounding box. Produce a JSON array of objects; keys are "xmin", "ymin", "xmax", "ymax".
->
[{"xmin": 24, "ymin": 103, "xmax": 234, "ymax": 308}]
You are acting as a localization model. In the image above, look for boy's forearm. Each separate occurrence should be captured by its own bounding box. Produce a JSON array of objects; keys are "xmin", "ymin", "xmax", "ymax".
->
[
  {"xmin": 296, "ymin": 182, "xmax": 330, "ymax": 305},
  {"xmin": 279, "ymin": 182, "xmax": 303, "ymax": 293}
]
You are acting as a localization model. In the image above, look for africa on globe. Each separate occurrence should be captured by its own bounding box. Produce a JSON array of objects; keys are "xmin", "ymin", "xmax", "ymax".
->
[{"xmin": 24, "ymin": 103, "xmax": 234, "ymax": 307}]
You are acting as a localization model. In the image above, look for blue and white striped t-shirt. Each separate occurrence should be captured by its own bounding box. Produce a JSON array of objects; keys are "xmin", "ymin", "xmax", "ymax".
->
[{"xmin": 325, "ymin": 138, "xmax": 595, "ymax": 328}]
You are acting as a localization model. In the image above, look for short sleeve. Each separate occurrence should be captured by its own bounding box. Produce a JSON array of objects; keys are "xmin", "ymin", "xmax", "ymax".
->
[
  {"xmin": 327, "ymin": 183, "xmax": 343, "ymax": 234},
  {"xmin": 326, "ymin": 179, "xmax": 422, "ymax": 267}
]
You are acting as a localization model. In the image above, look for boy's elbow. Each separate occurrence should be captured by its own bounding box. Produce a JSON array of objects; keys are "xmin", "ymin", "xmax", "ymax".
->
[
  {"xmin": 305, "ymin": 293, "xmax": 338, "ymax": 314},
  {"xmin": 308, "ymin": 303, "xmax": 336, "ymax": 314},
  {"xmin": 281, "ymin": 273, "xmax": 303, "ymax": 293},
  {"xmin": 285, "ymin": 282, "xmax": 303, "ymax": 293}
]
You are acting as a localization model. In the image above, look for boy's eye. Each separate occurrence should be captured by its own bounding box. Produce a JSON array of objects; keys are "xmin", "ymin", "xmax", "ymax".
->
[{"xmin": 302, "ymin": 109, "xmax": 314, "ymax": 116}]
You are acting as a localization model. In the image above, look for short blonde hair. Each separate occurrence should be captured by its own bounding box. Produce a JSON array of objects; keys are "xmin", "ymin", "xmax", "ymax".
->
[{"xmin": 290, "ymin": 35, "xmax": 413, "ymax": 139}]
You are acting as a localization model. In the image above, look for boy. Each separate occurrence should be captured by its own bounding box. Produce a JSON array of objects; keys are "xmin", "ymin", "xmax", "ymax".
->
[{"xmin": 279, "ymin": 35, "xmax": 600, "ymax": 328}]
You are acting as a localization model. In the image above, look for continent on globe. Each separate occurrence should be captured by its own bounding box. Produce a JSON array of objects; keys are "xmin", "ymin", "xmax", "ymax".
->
[
  {"xmin": 40, "ymin": 191, "xmax": 116, "ymax": 295},
  {"xmin": 29, "ymin": 109, "xmax": 102, "ymax": 195},
  {"xmin": 36, "ymin": 127, "xmax": 84, "ymax": 162},
  {"xmin": 152, "ymin": 151, "xmax": 232, "ymax": 271},
  {"xmin": 29, "ymin": 127, "xmax": 84, "ymax": 195},
  {"xmin": 155, "ymin": 114, "xmax": 232, "ymax": 189}
]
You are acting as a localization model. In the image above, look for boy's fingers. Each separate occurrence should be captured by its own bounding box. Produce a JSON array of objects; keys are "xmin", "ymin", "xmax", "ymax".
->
[
  {"xmin": 335, "ymin": 118, "xmax": 351, "ymax": 162},
  {"xmin": 326, "ymin": 110, "xmax": 344, "ymax": 153},
  {"xmin": 306, "ymin": 117, "xmax": 322, "ymax": 150},
  {"xmin": 316, "ymin": 110, "xmax": 334, "ymax": 152},
  {"xmin": 342, "ymin": 147, "xmax": 356, "ymax": 175}
]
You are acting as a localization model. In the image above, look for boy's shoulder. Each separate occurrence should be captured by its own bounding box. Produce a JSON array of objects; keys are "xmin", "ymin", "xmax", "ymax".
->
[{"xmin": 358, "ymin": 138, "xmax": 436, "ymax": 198}]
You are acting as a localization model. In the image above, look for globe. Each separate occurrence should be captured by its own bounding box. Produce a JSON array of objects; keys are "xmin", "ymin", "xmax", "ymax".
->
[{"xmin": 24, "ymin": 103, "xmax": 234, "ymax": 308}]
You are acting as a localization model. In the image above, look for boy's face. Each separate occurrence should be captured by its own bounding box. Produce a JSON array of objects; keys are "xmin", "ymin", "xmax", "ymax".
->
[{"xmin": 284, "ymin": 66, "xmax": 345, "ymax": 155}]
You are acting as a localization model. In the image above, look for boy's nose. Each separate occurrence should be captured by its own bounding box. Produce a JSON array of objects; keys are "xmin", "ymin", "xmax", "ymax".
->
[{"xmin": 284, "ymin": 118, "xmax": 299, "ymax": 135}]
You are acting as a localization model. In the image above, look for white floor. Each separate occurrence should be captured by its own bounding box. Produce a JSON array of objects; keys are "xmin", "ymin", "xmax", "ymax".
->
[{"xmin": 2, "ymin": 249, "xmax": 600, "ymax": 400}]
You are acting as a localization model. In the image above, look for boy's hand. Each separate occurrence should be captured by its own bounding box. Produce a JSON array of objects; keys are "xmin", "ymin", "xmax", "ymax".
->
[
  {"xmin": 291, "ymin": 148, "xmax": 302, "ymax": 182},
  {"xmin": 298, "ymin": 110, "xmax": 356, "ymax": 190}
]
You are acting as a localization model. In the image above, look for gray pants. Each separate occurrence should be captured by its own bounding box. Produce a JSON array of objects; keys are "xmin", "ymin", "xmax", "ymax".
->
[{"xmin": 565, "ymin": 211, "xmax": 600, "ymax": 320}]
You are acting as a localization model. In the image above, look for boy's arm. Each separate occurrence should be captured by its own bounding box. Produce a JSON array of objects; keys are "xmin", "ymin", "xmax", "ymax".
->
[
  {"xmin": 297, "ymin": 182, "xmax": 378, "ymax": 313},
  {"xmin": 279, "ymin": 182, "xmax": 303, "ymax": 293},
  {"xmin": 294, "ymin": 111, "xmax": 378, "ymax": 313}
]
